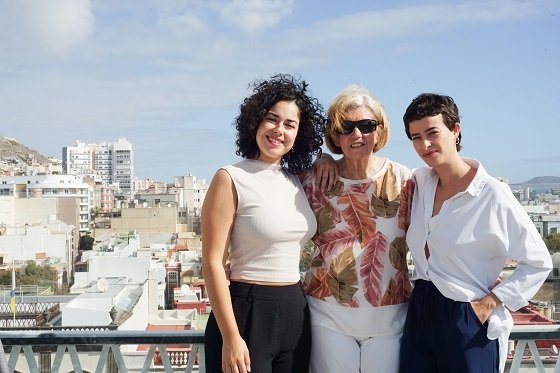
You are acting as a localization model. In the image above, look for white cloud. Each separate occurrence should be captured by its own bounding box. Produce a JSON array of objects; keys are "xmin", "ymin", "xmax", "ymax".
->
[
  {"xmin": 155, "ymin": 0, "xmax": 296, "ymax": 35},
  {"xmin": 280, "ymin": 0, "xmax": 554, "ymax": 49},
  {"xmin": 0, "ymin": 0, "xmax": 95, "ymax": 56},
  {"xmin": 212, "ymin": 0, "xmax": 295, "ymax": 34}
]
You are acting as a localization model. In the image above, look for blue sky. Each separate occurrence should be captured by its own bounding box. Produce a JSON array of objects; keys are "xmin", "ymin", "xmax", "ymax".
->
[{"xmin": 0, "ymin": 0, "xmax": 558, "ymax": 184}]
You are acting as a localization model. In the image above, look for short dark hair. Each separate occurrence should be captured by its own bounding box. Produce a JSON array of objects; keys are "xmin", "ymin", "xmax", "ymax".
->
[
  {"xmin": 403, "ymin": 93, "xmax": 462, "ymax": 151},
  {"xmin": 235, "ymin": 73, "xmax": 324, "ymax": 174}
]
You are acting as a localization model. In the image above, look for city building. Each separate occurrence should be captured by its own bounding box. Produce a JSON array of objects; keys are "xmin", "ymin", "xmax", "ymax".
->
[
  {"xmin": 0, "ymin": 174, "xmax": 93, "ymax": 232},
  {"xmin": 135, "ymin": 175, "xmax": 207, "ymax": 211},
  {"xmin": 62, "ymin": 138, "xmax": 134, "ymax": 193},
  {"xmin": 531, "ymin": 214, "xmax": 560, "ymax": 237}
]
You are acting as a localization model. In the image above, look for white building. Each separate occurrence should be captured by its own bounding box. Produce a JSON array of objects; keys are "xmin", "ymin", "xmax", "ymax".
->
[
  {"xmin": 531, "ymin": 214, "xmax": 560, "ymax": 237},
  {"xmin": 62, "ymin": 141, "xmax": 94, "ymax": 175},
  {"xmin": 62, "ymin": 138, "xmax": 134, "ymax": 193},
  {"xmin": 173, "ymin": 175, "xmax": 207, "ymax": 215},
  {"xmin": 0, "ymin": 174, "xmax": 93, "ymax": 232},
  {"xmin": 0, "ymin": 219, "xmax": 74, "ymax": 280},
  {"xmin": 135, "ymin": 175, "xmax": 207, "ymax": 214}
]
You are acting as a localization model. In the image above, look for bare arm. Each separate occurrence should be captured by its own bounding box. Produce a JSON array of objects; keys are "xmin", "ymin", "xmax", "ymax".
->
[{"xmin": 202, "ymin": 169, "xmax": 251, "ymax": 373}]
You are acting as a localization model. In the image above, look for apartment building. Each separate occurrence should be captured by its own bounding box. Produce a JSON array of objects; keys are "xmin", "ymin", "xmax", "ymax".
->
[
  {"xmin": 135, "ymin": 175, "xmax": 207, "ymax": 212},
  {"xmin": 62, "ymin": 138, "xmax": 134, "ymax": 193},
  {"xmin": 0, "ymin": 174, "xmax": 93, "ymax": 232}
]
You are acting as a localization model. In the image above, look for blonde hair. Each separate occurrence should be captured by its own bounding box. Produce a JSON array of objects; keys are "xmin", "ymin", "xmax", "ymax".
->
[{"xmin": 325, "ymin": 85, "xmax": 390, "ymax": 154}]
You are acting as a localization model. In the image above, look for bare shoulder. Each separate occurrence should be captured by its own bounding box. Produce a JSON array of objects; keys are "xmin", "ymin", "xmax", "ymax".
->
[{"xmin": 204, "ymin": 168, "xmax": 237, "ymax": 210}]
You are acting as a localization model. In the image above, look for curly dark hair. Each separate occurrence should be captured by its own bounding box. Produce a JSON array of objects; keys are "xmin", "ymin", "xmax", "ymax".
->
[
  {"xmin": 403, "ymin": 93, "xmax": 462, "ymax": 151},
  {"xmin": 235, "ymin": 73, "xmax": 325, "ymax": 174}
]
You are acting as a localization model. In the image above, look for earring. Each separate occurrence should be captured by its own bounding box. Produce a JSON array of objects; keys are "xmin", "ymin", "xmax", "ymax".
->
[{"xmin": 455, "ymin": 138, "xmax": 459, "ymax": 145}]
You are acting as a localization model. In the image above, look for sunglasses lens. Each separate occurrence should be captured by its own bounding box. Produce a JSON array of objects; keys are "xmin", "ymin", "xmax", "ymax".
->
[{"xmin": 339, "ymin": 119, "xmax": 377, "ymax": 134}]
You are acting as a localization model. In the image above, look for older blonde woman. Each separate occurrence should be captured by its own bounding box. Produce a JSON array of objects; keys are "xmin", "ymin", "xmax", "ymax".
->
[{"xmin": 301, "ymin": 85, "xmax": 413, "ymax": 373}]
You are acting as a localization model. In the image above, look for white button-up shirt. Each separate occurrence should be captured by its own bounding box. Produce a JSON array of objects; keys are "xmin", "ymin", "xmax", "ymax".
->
[
  {"xmin": 408, "ymin": 159, "xmax": 551, "ymax": 308},
  {"xmin": 407, "ymin": 159, "xmax": 552, "ymax": 372}
]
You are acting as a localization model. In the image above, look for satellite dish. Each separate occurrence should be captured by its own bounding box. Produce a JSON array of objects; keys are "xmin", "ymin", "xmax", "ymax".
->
[{"xmin": 96, "ymin": 278, "xmax": 108, "ymax": 292}]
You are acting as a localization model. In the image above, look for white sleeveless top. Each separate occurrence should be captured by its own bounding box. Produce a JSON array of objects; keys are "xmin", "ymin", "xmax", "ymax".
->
[{"xmin": 223, "ymin": 159, "xmax": 317, "ymax": 283}]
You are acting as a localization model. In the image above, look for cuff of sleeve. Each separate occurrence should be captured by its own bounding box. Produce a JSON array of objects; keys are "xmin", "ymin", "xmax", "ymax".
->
[{"xmin": 491, "ymin": 284, "xmax": 528, "ymax": 312}]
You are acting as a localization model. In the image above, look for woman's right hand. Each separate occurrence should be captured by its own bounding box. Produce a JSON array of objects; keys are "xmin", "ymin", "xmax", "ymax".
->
[
  {"xmin": 222, "ymin": 335, "xmax": 251, "ymax": 373},
  {"xmin": 313, "ymin": 153, "xmax": 338, "ymax": 192}
]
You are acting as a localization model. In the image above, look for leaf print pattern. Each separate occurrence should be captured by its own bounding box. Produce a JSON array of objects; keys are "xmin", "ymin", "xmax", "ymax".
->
[
  {"xmin": 395, "ymin": 270, "xmax": 412, "ymax": 303},
  {"xmin": 388, "ymin": 237, "xmax": 408, "ymax": 273},
  {"xmin": 326, "ymin": 180, "xmax": 344, "ymax": 198},
  {"xmin": 380, "ymin": 278, "xmax": 399, "ymax": 306},
  {"xmin": 338, "ymin": 183, "xmax": 376, "ymax": 245},
  {"xmin": 380, "ymin": 272, "xmax": 411, "ymax": 306},
  {"xmin": 360, "ymin": 232, "xmax": 387, "ymax": 306},
  {"xmin": 300, "ymin": 163, "xmax": 412, "ymax": 309},
  {"xmin": 315, "ymin": 227, "xmax": 356, "ymax": 259},
  {"xmin": 316, "ymin": 203, "xmax": 337, "ymax": 235},
  {"xmin": 310, "ymin": 250, "xmax": 325, "ymax": 269},
  {"xmin": 303, "ymin": 175, "xmax": 341, "ymax": 233},
  {"xmin": 376, "ymin": 163, "xmax": 401, "ymax": 201},
  {"xmin": 398, "ymin": 178, "xmax": 415, "ymax": 231},
  {"xmin": 371, "ymin": 194, "xmax": 400, "ymax": 218},
  {"xmin": 303, "ymin": 176, "xmax": 331, "ymax": 212},
  {"xmin": 328, "ymin": 246, "xmax": 358, "ymax": 304},
  {"xmin": 372, "ymin": 163, "xmax": 401, "ymax": 218},
  {"xmin": 305, "ymin": 267, "xmax": 332, "ymax": 300}
]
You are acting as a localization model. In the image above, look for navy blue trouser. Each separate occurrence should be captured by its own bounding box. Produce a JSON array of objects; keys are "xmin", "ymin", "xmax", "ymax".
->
[
  {"xmin": 399, "ymin": 280, "xmax": 499, "ymax": 373},
  {"xmin": 205, "ymin": 281, "xmax": 311, "ymax": 373}
]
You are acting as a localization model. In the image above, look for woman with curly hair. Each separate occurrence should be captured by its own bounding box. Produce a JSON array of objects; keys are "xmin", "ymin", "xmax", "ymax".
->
[{"xmin": 202, "ymin": 73, "xmax": 324, "ymax": 373}]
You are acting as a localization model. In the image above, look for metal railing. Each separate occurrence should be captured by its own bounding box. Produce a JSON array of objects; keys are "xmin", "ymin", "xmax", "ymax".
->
[
  {"xmin": 0, "ymin": 329, "xmax": 205, "ymax": 372},
  {"xmin": 1, "ymin": 325, "xmax": 560, "ymax": 372},
  {"xmin": 509, "ymin": 324, "xmax": 560, "ymax": 372}
]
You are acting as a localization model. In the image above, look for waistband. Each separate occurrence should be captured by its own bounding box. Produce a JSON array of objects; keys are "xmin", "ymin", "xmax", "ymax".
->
[{"xmin": 229, "ymin": 281, "xmax": 305, "ymax": 301}]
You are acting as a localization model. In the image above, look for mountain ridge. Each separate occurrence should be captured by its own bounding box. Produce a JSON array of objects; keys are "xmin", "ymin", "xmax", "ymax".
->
[{"xmin": 510, "ymin": 176, "xmax": 560, "ymax": 186}]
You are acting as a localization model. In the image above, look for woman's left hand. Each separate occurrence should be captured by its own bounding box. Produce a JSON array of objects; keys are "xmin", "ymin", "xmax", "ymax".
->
[{"xmin": 470, "ymin": 292, "xmax": 502, "ymax": 324}]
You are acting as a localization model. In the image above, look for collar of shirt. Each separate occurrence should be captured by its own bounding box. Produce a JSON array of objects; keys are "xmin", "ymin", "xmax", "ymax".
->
[{"xmin": 425, "ymin": 157, "xmax": 488, "ymax": 197}]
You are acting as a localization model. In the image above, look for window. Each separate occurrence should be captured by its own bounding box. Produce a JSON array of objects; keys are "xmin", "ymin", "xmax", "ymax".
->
[{"xmin": 168, "ymin": 271, "xmax": 178, "ymax": 282}]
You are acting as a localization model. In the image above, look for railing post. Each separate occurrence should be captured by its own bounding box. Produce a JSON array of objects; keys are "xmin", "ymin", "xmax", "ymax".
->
[
  {"xmin": 106, "ymin": 349, "xmax": 117, "ymax": 373},
  {"xmin": 39, "ymin": 351, "xmax": 51, "ymax": 373}
]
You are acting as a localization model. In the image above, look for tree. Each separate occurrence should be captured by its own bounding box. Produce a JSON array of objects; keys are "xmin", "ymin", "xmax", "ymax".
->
[
  {"xmin": 78, "ymin": 232, "xmax": 95, "ymax": 251},
  {"xmin": 0, "ymin": 261, "xmax": 68, "ymax": 294},
  {"xmin": 544, "ymin": 233, "xmax": 560, "ymax": 254}
]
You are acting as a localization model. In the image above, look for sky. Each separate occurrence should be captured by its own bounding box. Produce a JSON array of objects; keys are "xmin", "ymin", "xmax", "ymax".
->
[{"xmin": 0, "ymin": 0, "xmax": 558, "ymax": 185}]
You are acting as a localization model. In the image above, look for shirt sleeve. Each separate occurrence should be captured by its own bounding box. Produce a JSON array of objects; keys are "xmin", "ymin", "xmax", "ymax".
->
[{"xmin": 490, "ymin": 185, "xmax": 552, "ymax": 311}]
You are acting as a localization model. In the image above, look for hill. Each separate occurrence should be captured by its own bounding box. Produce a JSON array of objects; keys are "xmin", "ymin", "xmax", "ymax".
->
[
  {"xmin": 518, "ymin": 176, "xmax": 560, "ymax": 185},
  {"xmin": 0, "ymin": 136, "xmax": 59, "ymax": 175},
  {"xmin": 0, "ymin": 136, "xmax": 52, "ymax": 164},
  {"xmin": 510, "ymin": 176, "xmax": 560, "ymax": 192}
]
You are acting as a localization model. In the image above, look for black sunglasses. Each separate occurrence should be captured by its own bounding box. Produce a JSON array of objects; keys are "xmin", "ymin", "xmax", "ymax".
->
[{"xmin": 336, "ymin": 119, "xmax": 378, "ymax": 135}]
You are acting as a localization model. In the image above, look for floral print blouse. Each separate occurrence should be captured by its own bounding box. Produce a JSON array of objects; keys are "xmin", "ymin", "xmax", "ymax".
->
[{"xmin": 301, "ymin": 159, "xmax": 414, "ymax": 309}]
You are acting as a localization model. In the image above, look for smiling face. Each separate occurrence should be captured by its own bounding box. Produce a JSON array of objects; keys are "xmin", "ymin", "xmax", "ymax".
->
[
  {"xmin": 408, "ymin": 114, "xmax": 461, "ymax": 168},
  {"xmin": 255, "ymin": 100, "xmax": 300, "ymax": 164},
  {"xmin": 334, "ymin": 106, "xmax": 379, "ymax": 160}
]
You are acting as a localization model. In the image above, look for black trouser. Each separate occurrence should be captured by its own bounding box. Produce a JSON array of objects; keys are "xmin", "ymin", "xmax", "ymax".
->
[
  {"xmin": 399, "ymin": 280, "xmax": 499, "ymax": 373},
  {"xmin": 205, "ymin": 281, "xmax": 311, "ymax": 373}
]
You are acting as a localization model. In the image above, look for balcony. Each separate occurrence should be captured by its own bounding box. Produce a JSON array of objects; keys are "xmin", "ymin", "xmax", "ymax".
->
[{"xmin": 1, "ymin": 326, "xmax": 560, "ymax": 372}]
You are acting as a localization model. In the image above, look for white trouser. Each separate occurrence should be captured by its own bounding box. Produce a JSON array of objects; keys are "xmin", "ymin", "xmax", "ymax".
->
[{"xmin": 309, "ymin": 324, "xmax": 401, "ymax": 373}]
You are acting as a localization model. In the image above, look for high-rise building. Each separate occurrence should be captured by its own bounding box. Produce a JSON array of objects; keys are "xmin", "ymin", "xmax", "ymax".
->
[
  {"xmin": 62, "ymin": 141, "xmax": 94, "ymax": 175},
  {"xmin": 62, "ymin": 138, "xmax": 134, "ymax": 193}
]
